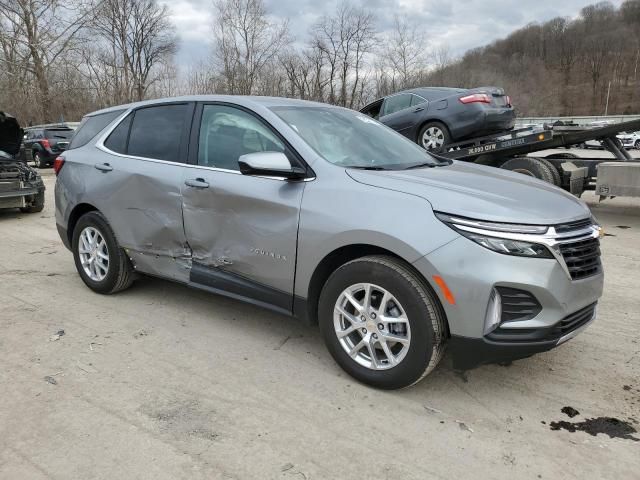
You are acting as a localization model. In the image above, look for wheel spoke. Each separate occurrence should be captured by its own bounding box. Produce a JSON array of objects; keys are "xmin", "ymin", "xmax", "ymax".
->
[
  {"xmin": 379, "ymin": 313, "xmax": 409, "ymax": 325},
  {"xmin": 380, "ymin": 340, "xmax": 396, "ymax": 366},
  {"xmin": 380, "ymin": 331, "xmax": 409, "ymax": 345},
  {"xmin": 376, "ymin": 291, "xmax": 391, "ymax": 315},
  {"xmin": 366, "ymin": 340, "xmax": 379, "ymax": 369},
  {"xmin": 336, "ymin": 323, "xmax": 358, "ymax": 338},
  {"xmin": 343, "ymin": 291, "xmax": 363, "ymax": 312},
  {"xmin": 362, "ymin": 284, "xmax": 372, "ymax": 310},
  {"xmin": 348, "ymin": 339, "xmax": 366, "ymax": 358},
  {"xmin": 336, "ymin": 305, "xmax": 362, "ymax": 325}
]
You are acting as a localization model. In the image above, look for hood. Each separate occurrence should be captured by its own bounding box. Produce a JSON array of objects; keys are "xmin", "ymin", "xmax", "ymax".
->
[
  {"xmin": 0, "ymin": 111, "xmax": 23, "ymax": 158},
  {"xmin": 347, "ymin": 161, "xmax": 591, "ymax": 225}
]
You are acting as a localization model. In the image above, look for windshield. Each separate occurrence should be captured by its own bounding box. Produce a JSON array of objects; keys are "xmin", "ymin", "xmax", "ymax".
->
[
  {"xmin": 270, "ymin": 106, "xmax": 437, "ymax": 169},
  {"xmin": 45, "ymin": 129, "xmax": 73, "ymax": 139}
]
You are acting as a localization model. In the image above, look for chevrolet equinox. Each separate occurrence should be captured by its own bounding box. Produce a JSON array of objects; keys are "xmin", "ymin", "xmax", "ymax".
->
[{"xmin": 54, "ymin": 96, "xmax": 604, "ymax": 389}]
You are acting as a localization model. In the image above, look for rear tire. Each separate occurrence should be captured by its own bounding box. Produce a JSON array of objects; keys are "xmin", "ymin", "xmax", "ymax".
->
[
  {"xmin": 72, "ymin": 211, "xmax": 134, "ymax": 294},
  {"xmin": 318, "ymin": 255, "xmax": 446, "ymax": 389},
  {"xmin": 500, "ymin": 157, "xmax": 556, "ymax": 184},
  {"xmin": 418, "ymin": 122, "xmax": 451, "ymax": 153},
  {"xmin": 635, "ymin": 140, "xmax": 640, "ymax": 150},
  {"xmin": 531, "ymin": 157, "xmax": 561, "ymax": 186}
]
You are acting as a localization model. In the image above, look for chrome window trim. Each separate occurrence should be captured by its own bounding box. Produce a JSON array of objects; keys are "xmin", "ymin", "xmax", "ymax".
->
[
  {"xmin": 94, "ymin": 108, "xmax": 315, "ymax": 182},
  {"xmin": 453, "ymin": 222, "xmax": 601, "ymax": 280}
]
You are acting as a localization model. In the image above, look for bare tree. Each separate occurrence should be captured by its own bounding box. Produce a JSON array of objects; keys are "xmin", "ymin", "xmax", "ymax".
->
[
  {"xmin": 91, "ymin": 0, "xmax": 177, "ymax": 102},
  {"xmin": 0, "ymin": 0, "xmax": 95, "ymax": 121},
  {"xmin": 312, "ymin": 2, "xmax": 376, "ymax": 108},
  {"xmin": 382, "ymin": 15, "xmax": 427, "ymax": 90},
  {"xmin": 212, "ymin": 0, "xmax": 290, "ymax": 95}
]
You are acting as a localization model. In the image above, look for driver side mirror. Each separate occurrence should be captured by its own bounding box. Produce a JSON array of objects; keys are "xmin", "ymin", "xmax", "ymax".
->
[{"xmin": 238, "ymin": 152, "xmax": 306, "ymax": 179}]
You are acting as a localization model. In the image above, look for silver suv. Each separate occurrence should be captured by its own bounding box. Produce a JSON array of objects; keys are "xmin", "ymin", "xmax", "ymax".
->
[{"xmin": 55, "ymin": 96, "xmax": 604, "ymax": 389}]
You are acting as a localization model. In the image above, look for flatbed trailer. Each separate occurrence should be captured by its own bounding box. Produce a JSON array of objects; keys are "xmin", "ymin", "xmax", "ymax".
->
[{"xmin": 438, "ymin": 118, "xmax": 640, "ymax": 199}]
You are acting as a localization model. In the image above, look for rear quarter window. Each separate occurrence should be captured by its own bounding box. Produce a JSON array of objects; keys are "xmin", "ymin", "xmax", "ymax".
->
[{"xmin": 68, "ymin": 110, "xmax": 125, "ymax": 149}]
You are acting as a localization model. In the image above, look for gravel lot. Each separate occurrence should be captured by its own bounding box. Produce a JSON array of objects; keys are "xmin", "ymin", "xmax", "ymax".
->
[{"xmin": 1, "ymin": 169, "xmax": 639, "ymax": 480}]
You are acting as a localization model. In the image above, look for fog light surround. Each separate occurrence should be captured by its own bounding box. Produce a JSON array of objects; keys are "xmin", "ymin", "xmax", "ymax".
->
[{"xmin": 484, "ymin": 288, "xmax": 502, "ymax": 335}]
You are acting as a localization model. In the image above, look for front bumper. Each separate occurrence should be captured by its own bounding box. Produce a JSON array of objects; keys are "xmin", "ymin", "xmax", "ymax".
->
[
  {"xmin": 448, "ymin": 303, "xmax": 597, "ymax": 370},
  {"xmin": 412, "ymin": 236, "xmax": 604, "ymax": 369}
]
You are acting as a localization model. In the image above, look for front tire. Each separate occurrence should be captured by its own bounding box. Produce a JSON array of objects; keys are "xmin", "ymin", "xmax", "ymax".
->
[
  {"xmin": 319, "ymin": 255, "xmax": 446, "ymax": 389},
  {"xmin": 635, "ymin": 140, "xmax": 640, "ymax": 150},
  {"xmin": 72, "ymin": 211, "xmax": 134, "ymax": 294}
]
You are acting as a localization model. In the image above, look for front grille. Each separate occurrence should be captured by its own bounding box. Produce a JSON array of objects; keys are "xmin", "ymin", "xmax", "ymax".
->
[
  {"xmin": 496, "ymin": 287, "xmax": 541, "ymax": 322},
  {"xmin": 554, "ymin": 218, "xmax": 592, "ymax": 234},
  {"xmin": 559, "ymin": 237, "xmax": 601, "ymax": 280}
]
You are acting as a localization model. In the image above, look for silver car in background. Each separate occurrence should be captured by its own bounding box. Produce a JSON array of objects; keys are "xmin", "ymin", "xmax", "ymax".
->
[{"xmin": 54, "ymin": 96, "xmax": 604, "ymax": 389}]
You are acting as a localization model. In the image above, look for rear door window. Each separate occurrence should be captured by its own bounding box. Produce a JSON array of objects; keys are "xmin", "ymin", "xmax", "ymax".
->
[
  {"xmin": 382, "ymin": 94, "xmax": 412, "ymax": 116},
  {"xmin": 69, "ymin": 110, "xmax": 124, "ymax": 149},
  {"xmin": 127, "ymin": 104, "xmax": 190, "ymax": 162},
  {"xmin": 411, "ymin": 95, "xmax": 427, "ymax": 106}
]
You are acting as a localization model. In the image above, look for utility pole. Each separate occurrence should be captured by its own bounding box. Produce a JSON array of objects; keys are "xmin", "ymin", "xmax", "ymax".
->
[{"xmin": 604, "ymin": 80, "xmax": 611, "ymax": 116}]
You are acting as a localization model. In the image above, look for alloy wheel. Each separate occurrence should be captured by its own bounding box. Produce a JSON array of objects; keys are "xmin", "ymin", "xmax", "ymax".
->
[
  {"xmin": 422, "ymin": 127, "xmax": 445, "ymax": 150},
  {"xmin": 333, "ymin": 283, "xmax": 411, "ymax": 370},
  {"xmin": 78, "ymin": 226, "xmax": 109, "ymax": 281}
]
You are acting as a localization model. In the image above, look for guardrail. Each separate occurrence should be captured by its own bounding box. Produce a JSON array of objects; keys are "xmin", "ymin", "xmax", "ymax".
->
[{"xmin": 517, "ymin": 115, "xmax": 640, "ymax": 127}]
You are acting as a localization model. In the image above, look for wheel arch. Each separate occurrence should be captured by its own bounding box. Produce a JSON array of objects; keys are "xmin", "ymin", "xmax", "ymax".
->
[
  {"xmin": 67, "ymin": 202, "xmax": 99, "ymax": 245},
  {"xmin": 301, "ymin": 244, "xmax": 448, "ymax": 335}
]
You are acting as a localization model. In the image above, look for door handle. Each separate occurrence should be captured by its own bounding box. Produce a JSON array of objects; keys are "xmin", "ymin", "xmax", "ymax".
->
[
  {"xmin": 94, "ymin": 163, "xmax": 113, "ymax": 172},
  {"xmin": 413, "ymin": 107, "xmax": 424, "ymax": 113},
  {"xmin": 185, "ymin": 178, "xmax": 209, "ymax": 189}
]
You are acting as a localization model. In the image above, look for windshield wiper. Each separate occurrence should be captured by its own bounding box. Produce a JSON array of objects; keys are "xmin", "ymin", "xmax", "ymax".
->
[
  {"xmin": 404, "ymin": 162, "xmax": 438, "ymax": 170},
  {"xmin": 349, "ymin": 166, "xmax": 388, "ymax": 171}
]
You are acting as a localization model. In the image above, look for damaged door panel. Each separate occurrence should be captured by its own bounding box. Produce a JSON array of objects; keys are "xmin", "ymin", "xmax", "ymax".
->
[
  {"xmin": 182, "ymin": 103, "xmax": 305, "ymax": 307},
  {"xmin": 88, "ymin": 103, "xmax": 194, "ymax": 281}
]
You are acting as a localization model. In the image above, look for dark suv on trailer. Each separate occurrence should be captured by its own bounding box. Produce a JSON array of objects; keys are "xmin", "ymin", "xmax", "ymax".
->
[{"xmin": 21, "ymin": 126, "xmax": 74, "ymax": 168}]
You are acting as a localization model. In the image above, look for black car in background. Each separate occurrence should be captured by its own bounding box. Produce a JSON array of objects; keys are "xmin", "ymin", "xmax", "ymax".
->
[
  {"xmin": 20, "ymin": 125, "xmax": 74, "ymax": 168},
  {"xmin": 360, "ymin": 87, "xmax": 516, "ymax": 152}
]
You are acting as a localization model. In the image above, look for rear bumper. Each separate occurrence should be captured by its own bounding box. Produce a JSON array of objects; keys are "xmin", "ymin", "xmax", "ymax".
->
[
  {"xmin": 450, "ymin": 107, "xmax": 516, "ymax": 140},
  {"xmin": 57, "ymin": 223, "xmax": 71, "ymax": 250}
]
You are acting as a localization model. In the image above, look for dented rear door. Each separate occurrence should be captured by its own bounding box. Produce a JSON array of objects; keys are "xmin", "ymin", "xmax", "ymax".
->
[{"xmin": 93, "ymin": 103, "xmax": 194, "ymax": 281}]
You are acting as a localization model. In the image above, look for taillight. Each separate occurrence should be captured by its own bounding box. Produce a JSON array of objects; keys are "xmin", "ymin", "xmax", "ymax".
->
[
  {"xmin": 53, "ymin": 156, "xmax": 65, "ymax": 176},
  {"xmin": 40, "ymin": 139, "xmax": 51, "ymax": 149},
  {"xmin": 506, "ymin": 95, "xmax": 512, "ymax": 106},
  {"xmin": 459, "ymin": 93, "xmax": 491, "ymax": 104}
]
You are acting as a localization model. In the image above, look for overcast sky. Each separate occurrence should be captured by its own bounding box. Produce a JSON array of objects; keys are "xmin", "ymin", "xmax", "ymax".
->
[{"xmin": 159, "ymin": 0, "xmax": 625, "ymax": 67}]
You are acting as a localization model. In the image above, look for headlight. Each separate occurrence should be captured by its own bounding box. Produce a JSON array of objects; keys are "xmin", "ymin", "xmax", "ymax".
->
[{"xmin": 436, "ymin": 213, "xmax": 553, "ymax": 259}]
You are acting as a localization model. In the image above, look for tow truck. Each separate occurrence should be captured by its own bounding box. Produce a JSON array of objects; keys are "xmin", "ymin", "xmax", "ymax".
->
[{"xmin": 439, "ymin": 119, "xmax": 640, "ymax": 200}]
